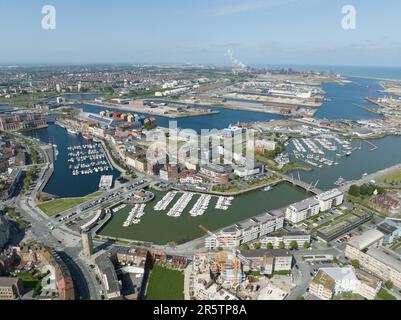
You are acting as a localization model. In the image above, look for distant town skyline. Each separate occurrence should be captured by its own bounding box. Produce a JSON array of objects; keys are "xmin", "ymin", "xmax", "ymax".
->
[{"xmin": 1, "ymin": 0, "xmax": 400, "ymax": 66}]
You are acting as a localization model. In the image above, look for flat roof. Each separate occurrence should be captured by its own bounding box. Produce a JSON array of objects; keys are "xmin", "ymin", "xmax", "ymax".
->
[
  {"xmin": 319, "ymin": 267, "xmax": 357, "ymax": 283},
  {"xmin": 316, "ymin": 189, "xmax": 343, "ymax": 202},
  {"xmin": 240, "ymin": 249, "xmax": 293, "ymax": 258},
  {"xmin": 0, "ymin": 277, "xmax": 21, "ymax": 287},
  {"xmin": 348, "ymin": 229, "xmax": 384, "ymax": 250},
  {"xmin": 377, "ymin": 219, "xmax": 401, "ymax": 235},
  {"xmin": 289, "ymin": 197, "xmax": 319, "ymax": 212},
  {"xmin": 367, "ymin": 247, "xmax": 401, "ymax": 272},
  {"xmin": 94, "ymin": 253, "xmax": 120, "ymax": 295}
]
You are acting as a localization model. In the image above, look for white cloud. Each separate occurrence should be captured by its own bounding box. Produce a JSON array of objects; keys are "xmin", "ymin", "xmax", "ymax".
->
[{"xmin": 208, "ymin": 0, "xmax": 300, "ymax": 17}]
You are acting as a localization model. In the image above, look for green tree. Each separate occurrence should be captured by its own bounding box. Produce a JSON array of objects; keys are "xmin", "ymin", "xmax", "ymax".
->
[
  {"xmin": 351, "ymin": 259, "xmax": 360, "ymax": 268},
  {"xmin": 289, "ymin": 241, "xmax": 298, "ymax": 250},
  {"xmin": 253, "ymin": 242, "xmax": 261, "ymax": 250},
  {"xmin": 240, "ymin": 243, "xmax": 250, "ymax": 251},
  {"xmin": 349, "ymin": 185, "xmax": 360, "ymax": 197},
  {"xmin": 303, "ymin": 242, "xmax": 311, "ymax": 249},
  {"xmin": 278, "ymin": 241, "xmax": 286, "ymax": 250},
  {"xmin": 266, "ymin": 242, "xmax": 273, "ymax": 250},
  {"xmin": 385, "ymin": 280, "xmax": 394, "ymax": 290},
  {"xmin": 333, "ymin": 256, "xmax": 338, "ymax": 264}
]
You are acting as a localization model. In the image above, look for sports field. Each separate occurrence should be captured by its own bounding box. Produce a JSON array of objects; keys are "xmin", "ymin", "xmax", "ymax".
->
[{"xmin": 145, "ymin": 265, "xmax": 184, "ymax": 300}]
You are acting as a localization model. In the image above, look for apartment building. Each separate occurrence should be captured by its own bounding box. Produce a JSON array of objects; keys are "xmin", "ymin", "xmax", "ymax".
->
[
  {"xmin": 285, "ymin": 189, "xmax": 345, "ymax": 224},
  {"xmin": 309, "ymin": 267, "xmax": 382, "ymax": 300},
  {"xmin": 0, "ymin": 277, "xmax": 24, "ymax": 300},
  {"xmin": 345, "ymin": 229, "xmax": 401, "ymax": 288},
  {"xmin": 240, "ymin": 249, "xmax": 293, "ymax": 275},
  {"xmin": 205, "ymin": 213, "xmax": 284, "ymax": 249},
  {"xmin": 316, "ymin": 189, "xmax": 344, "ymax": 212},
  {"xmin": 261, "ymin": 231, "xmax": 311, "ymax": 249},
  {"xmin": 285, "ymin": 198, "xmax": 320, "ymax": 224},
  {"xmin": 0, "ymin": 113, "xmax": 47, "ymax": 132}
]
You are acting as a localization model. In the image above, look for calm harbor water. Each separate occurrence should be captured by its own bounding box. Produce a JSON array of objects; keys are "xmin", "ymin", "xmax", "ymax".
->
[
  {"xmin": 290, "ymin": 136, "xmax": 401, "ymax": 191},
  {"xmin": 27, "ymin": 75, "xmax": 400, "ymax": 198},
  {"xmin": 22, "ymin": 71, "xmax": 401, "ymax": 243},
  {"xmin": 24, "ymin": 124, "xmax": 120, "ymax": 198},
  {"xmin": 78, "ymin": 103, "xmax": 283, "ymax": 133},
  {"xmin": 99, "ymin": 183, "xmax": 311, "ymax": 244}
]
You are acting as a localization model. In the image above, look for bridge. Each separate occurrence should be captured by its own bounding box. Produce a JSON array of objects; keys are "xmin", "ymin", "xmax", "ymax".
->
[{"xmin": 270, "ymin": 170, "xmax": 322, "ymax": 194}]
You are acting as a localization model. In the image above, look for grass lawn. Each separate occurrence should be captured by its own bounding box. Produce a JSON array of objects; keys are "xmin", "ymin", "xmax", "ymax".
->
[
  {"xmin": 37, "ymin": 191, "xmax": 103, "ymax": 216},
  {"xmin": 376, "ymin": 288, "xmax": 396, "ymax": 300},
  {"xmin": 145, "ymin": 265, "xmax": 184, "ymax": 300},
  {"xmin": 377, "ymin": 168, "xmax": 401, "ymax": 183},
  {"xmin": 17, "ymin": 272, "xmax": 40, "ymax": 289}
]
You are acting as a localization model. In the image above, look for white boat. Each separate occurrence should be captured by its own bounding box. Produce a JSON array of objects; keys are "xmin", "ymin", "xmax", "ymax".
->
[{"xmin": 263, "ymin": 186, "xmax": 272, "ymax": 192}]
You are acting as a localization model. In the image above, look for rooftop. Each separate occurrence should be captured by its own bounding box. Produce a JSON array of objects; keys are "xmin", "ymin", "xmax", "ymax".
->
[
  {"xmin": 348, "ymin": 229, "xmax": 384, "ymax": 251},
  {"xmin": 367, "ymin": 247, "xmax": 401, "ymax": 273},
  {"xmin": 0, "ymin": 277, "xmax": 21, "ymax": 287},
  {"xmin": 240, "ymin": 249, "xmax": 293, "ymax": 258},
  {"xmin": 377, "ymin": 219, "xmax": 401, "ymax": 235},
  {"xmin": 316, "ymin": 189, "xmax": 343, "ymax": 202},
  {"xmin": 289, "ymin": 197, "xmax": 319, "ymax": 212}
]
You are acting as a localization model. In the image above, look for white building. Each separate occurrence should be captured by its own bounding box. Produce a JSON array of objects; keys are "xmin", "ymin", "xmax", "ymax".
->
[
  {"xmin": 285, "ymin": 198, "xmax": 320, "ymax": 224},
  {"xmin": 234, "ymin": 166, "xmax": 260, "ymax": 178},
  {"xmin": 261, "ymin": 232, "xmax": 311, "ymax": 249},
  {"xmin": 315, "ymin": 189, "xmax": 344, "ymax": 212},
  {"xmin": 285, "ymin": 190, "xmax": 344, "ymax": 224},
  {"xmin": 205, "ymin": 213, "xmax": 284, "ymax": 249}
]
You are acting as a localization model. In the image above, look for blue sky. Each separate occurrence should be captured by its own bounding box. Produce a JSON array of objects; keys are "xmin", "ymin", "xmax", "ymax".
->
[{"xmin": 0, "ymin": 0, "xmax": 400, "ymax": 66}]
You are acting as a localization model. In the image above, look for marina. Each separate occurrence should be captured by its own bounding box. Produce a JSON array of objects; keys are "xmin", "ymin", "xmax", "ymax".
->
[
  {"xmin": 290, "ymin": 137, "xmax": 354, "ymax": 168},
  {"xmin": 67, "ymin": 143, "xmax": 112, "ymax": 176},
  {"xmin": 154, "ymin": 191, "xmax": 178, "ymax": 211},
  {"xmin": 123, "ymin": 204, "xmax": 146, "ymax": 227},
  {"xmin": 98, "ymin": 184, "xmax": 312, "ymax": 244},
  {"xmin": 189, "ymin": 194, "xmax": 212, "ymax": 217},
  {"xmin": 215, "ymin": 196, "xmax": 234, "ymax": 210},
  {"xmin": 167, "ymin": 192, "xmax": 194, "ymax": 218}
]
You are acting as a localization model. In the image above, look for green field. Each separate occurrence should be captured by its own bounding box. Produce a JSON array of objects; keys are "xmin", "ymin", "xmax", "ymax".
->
[
  {"xmin": 375, "ymin": 288, "xmax": 396, "ymax": 300},
  {"xmin": 377, "ymin": 168, "xmax": 401, "ymax": 183},
  {"xmin": 145, "ymin": 265, "xmax": 184, "ymax": 300},
  {"xmin": 37, "ymin": 191, "xmax": 103, "ymax": 216}
]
